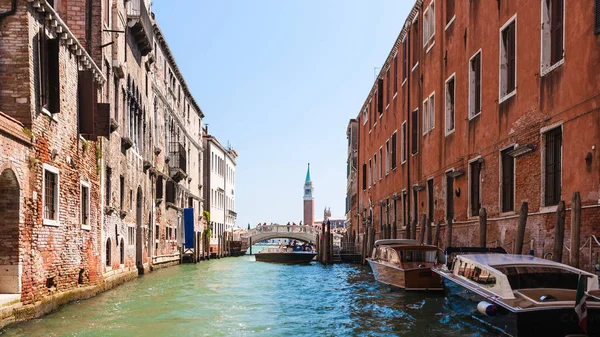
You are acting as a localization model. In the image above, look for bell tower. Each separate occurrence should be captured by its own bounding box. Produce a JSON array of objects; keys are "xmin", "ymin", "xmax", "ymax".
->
[{"xmin": 303, "ymin": 163, "xmax": 314, "ymax": 226}]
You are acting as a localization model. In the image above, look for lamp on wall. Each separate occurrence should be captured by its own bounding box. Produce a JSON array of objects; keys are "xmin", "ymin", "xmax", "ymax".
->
[
  {"xmin": 447, "ymin": 169, "xmax": 465, "ymax": 178},
  {"xmin": 507, "ymin": 144, "xmax": 535, "ymax": 158},
  {"xmin": 412, "ymin": 184, "xmax": 425, "ymax": 191}
]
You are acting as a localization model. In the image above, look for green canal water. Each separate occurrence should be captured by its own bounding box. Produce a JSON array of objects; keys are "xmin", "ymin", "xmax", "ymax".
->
[{"xmin": 1, "ymin": 247, "xmax": 503, "ymax": 337}]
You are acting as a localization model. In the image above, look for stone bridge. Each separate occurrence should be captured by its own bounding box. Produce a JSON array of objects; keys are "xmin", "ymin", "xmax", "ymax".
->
[{"xmin": 242, "ymin": 225, "xmax": 342, "ymax": 251}]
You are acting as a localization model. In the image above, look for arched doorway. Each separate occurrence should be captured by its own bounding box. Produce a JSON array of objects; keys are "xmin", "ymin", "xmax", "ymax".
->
[
  {"xmin": 0, "ymin": 169, "xmax": 20, "ymax": 294},
  {"xmin": 136, "ymin": 186, "xmax": 143, "ymax": 274}
]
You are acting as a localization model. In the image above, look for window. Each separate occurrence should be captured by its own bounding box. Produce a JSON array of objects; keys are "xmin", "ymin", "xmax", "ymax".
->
[
  {"xmin": 81, "ymin": 181, "xmax": 90, "ymax": 229},
  {"xmin": 379, "ymin": 148, "xmax": 383, "ymax": 180},
  {"xmin": 401, "ymin": 122, "xmax": 407, "ymax": 163},
  {"xmin": 596, "ymin": 0, "xmax": 600, "ymax": 35},
  {"xmin": 38, "ymin": 28, "xmax": 60, "ymax": 114},
  {"xmin": 393, "ymin": 56, "xmax": 398, "ymax": 94},
  {"xmin": 385, "ymin": 141, "xmax": 390, "ymax": 175},
  {"xmin": 541, "ymin": 0, "xmax": 564, "ymax": 74},
  {"xmin": 423, "ymin": 1, "xmax": 435, "ymax": 48},
  {"xmin": 105, "ymin": 166, "xmax": 112, "ymax": 206},
  {"xmin": 445, "ymin": 75, "xmax": 455, "ymax": 135},
  {"xmin": 363, "ymin": 106, "xmax": 368, "ymax": 125},
  {"xmin": 423, "ymin": 93, "xmax": 435, "ymax": 134},
  {"xmin": 446, "ymin": 0, "xmax": 455, "ymax": 26},
  {"xmin": 469, "ymin": 51, "xmax": 482, "ymax": 119},
  {"xmin": 402, "ymin": 38, "xmax": 408, "ymax": 82},
  {"xmin": 470, "ymin": 159, "xmax": 482, "ymax": 217},
  {"xmin": 412, "ymin": 19, "xmax": 420, "ymax": 67},
  {"xmin": 373, "ymin": 154, "xmax": 377, "ymax": 184},
  {"xmin": 500, "ymin": 18, "xmax": 516, "ymax": 101},
  {"xmin": 119, "ymin": 175, "xmax": 124, "ymax": 210},
  {"xmin": 411, "ymin": 109, "xmax": 419, "ymax": 155},
  {"xmin": 544, "ymin": 127, "xmax": 562, "ymax": 206},
  {"xmin": 128, "ymin": 227, "xmax": 135, "ymax": 245},
  {"xmin": 377, "ymin": 78, "xmax": 384, "ymax": 115},
  {"xmin": 386, "ymin": 69, "xmax": 391, "ymax": 107},
  {"xmin": 104, "ymin": 0, "xmax": 111, "ymax": 25},
  {"xmin": 106, "ymin": 239, "xmax": 111, "ymax": 267},
  {"xmin": 446, "ymin": 174, "xmax": 454, "ymax": 220},
  {"xmin": 427, "ymin": 179, "xmax": 434, "ymax": 223},
  {"xmin": 156, "ymin": 175, "xmax": 163, "ymax": 199},
  {"xmin": 362, "ymin": 163, "xmax": 367, "ymax": 190},
  {"xmin": 391, "ymin": 132, "xmax": 397, "ymax": 169},
  {"xmin": 369, "ymin": 159, "xmax": 372, "ymax": 187},
  {"xmin": 43, "ymin": 164, "xmax": 59, "ymax": 225},
  {"xmin": 120, "ymin": 239, "xmax": 124, "ymax": 265},
  {"xmin": 501, "ymin": 147, "xmax": 515, "ymax": 212}
]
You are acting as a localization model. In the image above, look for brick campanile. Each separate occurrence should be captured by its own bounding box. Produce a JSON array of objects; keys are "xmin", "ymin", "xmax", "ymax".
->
[{"xmin": 303, "ymin": 163, "xmax": 314, "ymax": 226}]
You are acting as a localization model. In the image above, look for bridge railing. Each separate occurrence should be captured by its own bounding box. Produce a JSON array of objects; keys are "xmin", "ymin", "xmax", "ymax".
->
[{"xmin": 242, "ymin": 225, "xmax": 321, "ymax": 237}]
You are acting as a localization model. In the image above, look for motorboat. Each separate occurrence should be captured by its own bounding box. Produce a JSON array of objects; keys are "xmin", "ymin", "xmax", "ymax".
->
[
  {"xmin": 254, "ymin": 244, "xmax": 316, "ymax": 264},
  {"xmin": 433, "ymin": 249, "xmax": 600, "ymax": 336},
  {"xmin": 367, "ymin": 239, "xmax": 443, "ymax": 291}
]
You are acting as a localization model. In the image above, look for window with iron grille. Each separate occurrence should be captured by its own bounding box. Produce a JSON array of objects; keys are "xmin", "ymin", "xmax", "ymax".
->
[
  {"xmin": 44, "ymin": 168, "xmax": 58, "ymax": 222},
  {"xmin": 501, "ymin": 147, "xmax": 515, "ymax": 212},
  {"xmin": 81, "ymin": 183, "xmax": 90, "ymax": 227},
  {"xmin": 541, "ymin": 0, "xmax": 564, "ymax": 74},
  {"xmin": 470, "ymin": 160, "xmax": 482, "ymax": 217},
  {"xmin": 544, "ymin": 127, "xmax": 562, "ymax": 206},
  {"xmin": 500, "ymin": 18, "xmax": 516, "ymax": 100},
  {"xmin": 469, "ymin": 51, "xmax": 482, "ymax": 118}
]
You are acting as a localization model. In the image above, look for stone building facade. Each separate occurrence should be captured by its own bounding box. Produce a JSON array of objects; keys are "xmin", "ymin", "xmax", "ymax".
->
[
  {"xmin": 0, "ymin": 0, "xmax": 206, "ymax": 325},
  {"xmin": 350, "ymin": 0, "xmax": 600, "ymax": 269}
]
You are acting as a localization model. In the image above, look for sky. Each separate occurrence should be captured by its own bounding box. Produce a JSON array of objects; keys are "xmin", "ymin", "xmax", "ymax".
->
[{"xmin": 152, "ymin": 0, "xmax": 413, "ymax": 228}]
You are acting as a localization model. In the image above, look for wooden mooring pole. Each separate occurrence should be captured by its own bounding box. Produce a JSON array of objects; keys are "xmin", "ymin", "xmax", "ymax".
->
[
  {"xmin": 411, "ymin": 218, "xmax": 417, "ymax": 240},
  {"xmin": 479, "ymin": 208, "xmax": 487, "ymax": 248},
  {"xmin": 515, "ymin": 202, "xmax": 528, "ymax": 255},
  {"xmin": 552, "ymin": 200, "xmax": 566, "ymax": 263},
  {"xmin": 433, "ymin": 221, "xmax": 441, "ymax": 248},
  {"xmin": 426, "ymin": 217, "xmax": 432, "ymax": 245},
  {"xmin": 405, "ymin": 217, "xmax": 411, "ymax": 239},
  {"xmin": 419, "ymin": 214, "xmax": 426, "ymax": 244},
  {"xmin": 570, "ymin": 192, "xmax": 581, "ymax": 268}
]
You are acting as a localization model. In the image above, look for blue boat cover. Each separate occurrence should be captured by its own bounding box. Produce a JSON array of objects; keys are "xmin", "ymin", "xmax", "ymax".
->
[{"xmin": 184, "ymin": 208, "xmax": 194, "ymax": 249}]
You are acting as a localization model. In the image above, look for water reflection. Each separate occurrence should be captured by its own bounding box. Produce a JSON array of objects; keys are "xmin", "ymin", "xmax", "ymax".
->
[{"xmin": 1, "ymin": 251, "xmax": 502, "ymax": 337}]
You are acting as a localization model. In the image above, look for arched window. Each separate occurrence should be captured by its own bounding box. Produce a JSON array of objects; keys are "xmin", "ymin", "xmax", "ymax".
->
[
  {"xmin": 120, "ymin": 238, "xmax": 125, "ymax": 265},
  {"xmin": 106, "ymin": 238, "xmax": 112, "ymax": 267}
]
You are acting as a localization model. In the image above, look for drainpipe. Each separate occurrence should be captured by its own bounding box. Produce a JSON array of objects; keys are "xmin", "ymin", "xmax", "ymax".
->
[
  {"xmin": 406, "ymin": 29, "xmax": 412, "ymax": 238},
  {"xmin": 0, "ymin": 0, "xmax": 17, "ymax": 19}
]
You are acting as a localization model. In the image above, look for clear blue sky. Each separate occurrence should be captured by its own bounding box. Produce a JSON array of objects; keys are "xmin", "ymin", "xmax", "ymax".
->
[{"xmin": 152, "ymin": 0, "xmax": 412, "ymax": 228}]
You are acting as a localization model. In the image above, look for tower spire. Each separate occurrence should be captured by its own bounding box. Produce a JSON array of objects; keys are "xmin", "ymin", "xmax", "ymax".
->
[{"xmin": 305, "ymin": 163, "xmax": 311, "ymax": 183}]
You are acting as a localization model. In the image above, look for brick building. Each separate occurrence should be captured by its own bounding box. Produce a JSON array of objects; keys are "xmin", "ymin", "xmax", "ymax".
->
[
  {"xmin": 0, "ymin": 0, "xmax": 206, "ymax": 323},
  {"xmin": 350, "ymin": 0, "xmax": 600, "ymax": 270}
]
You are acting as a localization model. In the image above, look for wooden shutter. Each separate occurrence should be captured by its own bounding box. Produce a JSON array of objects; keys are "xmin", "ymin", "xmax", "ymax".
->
[
  {"xmin": 447, "ymin": 0, "xmax": 455, "ymax": 24},
  {"xmin": 427, "ymin": 180, "xmax": 434, "ymax": 222},
  {"xmin": 507, "ymin": 23, "xmax": 516, "ymax": 93},
  {"xmin": 362, "ymin": 164, "xmax": 367, "ymax": 190},
  {"xmin": 474, "ymin": 54, "xmax": 481, "ymax": 113},
  {"xmin": 403, "ymin": 39, "xmax": 408, "ymax": 80},
  {"xmin": 47, "ymin": 39, "xmax": 60, "ymax": 114},
  {"xmin": 411, "ymin": 109, "xmax": 418, "ymax": 154},
  {"xmin": 596, "ymin": 0, "xmax": 600, "ymax": 34},
  {"xmin": 551, "ymin": 0, "xmax": 564, "ymax": 64},
  {"xmin": 470, "ymin": 161, "xmax": 481, "ymax": 216},
  {"xmin": 446, "ymin": 175, "xmax": 454, "ymax": 220},
  {"xmin": 156, "ymin": 176, "xmax": 164, "ymax": 199},
  {"xmin": 377, "ymin": 78, "xmax": 384, "ymax": 114},
  {"xmin": 95, "ymin": 103, "xmax": 111, "ymax": 138},
  {"xmin": 78, "ymin": 70, "xmax": 96, "ymax": 139},
  {"xmin": 391, "ymin": 133, "xmax": 397, "ymax": 169},
  {"xmin": 501, "ymin": 148, "xmax": 515, "ymax": 212}
]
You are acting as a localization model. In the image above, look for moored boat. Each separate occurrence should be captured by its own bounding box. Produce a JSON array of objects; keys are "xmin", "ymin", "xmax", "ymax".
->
[
  {"xmin": 367, "ymin": 239, "xmax": 443, "ymax": 291},
  {"xmin": 433, "ymin": 250, "xmax": 600, "ymax": 336},
  {"xmin": 254, "ymin": 244, "xmax": 316, "ymax": 264}
]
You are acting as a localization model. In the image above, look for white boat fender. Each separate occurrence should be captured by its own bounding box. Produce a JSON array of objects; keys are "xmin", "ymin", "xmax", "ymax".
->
[{"xmin": 477, "ymin": 301, "xmax": 500, "ymax": 317}]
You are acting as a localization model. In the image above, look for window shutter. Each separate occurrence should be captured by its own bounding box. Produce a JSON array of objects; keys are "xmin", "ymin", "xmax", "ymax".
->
[
  {"xmin": 78, "ymin": 70, "xmax": 96, "ymax": 139},
  {"xmin": 377, "ymin": 78, "xmax": 384, "ymax": 114},
  {"xmin": 552, "ymin": 0, "xmax": 564, "ymax": 64},
  {"xmin": 508, "ymin": 24, "xmax": 516, "ymax": 93},
  {"xmin": 474, "ymin": 54, "xmax": 481, "ymax": 113},
  {"xmin": 470, "ymin": 162, "xmax": 481, "ymax": 216},
  {"xmin": 447, "ymin": 0, "xmax": 455, "ymax": 24},
  {"xmin": 47, "ymin": 39, "xmax": 61, "ymax": 113},
  {"xmin": 362, "ymin": 163, "xmax": 367, "ymax": 190},
  {"xmin": 411, "ymin": 109, "xmax": 418, "ymax": 154},
  {"xmin": 596, "ymin": 0, "xmax": 600, "ymax": 34},
  {"xmin": 391, "ymin": 133, "xmax": 397, "ymax": 169},
  {"xmin": 95, "ymin": 103, "xmax": 111, "ymax": 138},
  {"xmin": 403, "ymin": 39, "xmax": 408, "ymax": 80},
  {"xmin": 446, "ymin": 175, "xmax": 454, "ymax": 220}
]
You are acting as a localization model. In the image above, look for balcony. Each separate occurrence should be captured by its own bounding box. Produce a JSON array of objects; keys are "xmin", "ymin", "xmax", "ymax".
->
[
  {"xmin": 168, "ymin": 142, "xmax": 187, "ymax": 182},
  {"xmin": 127, "ymin": 0, "xmax": 153, "ymax": 56}
]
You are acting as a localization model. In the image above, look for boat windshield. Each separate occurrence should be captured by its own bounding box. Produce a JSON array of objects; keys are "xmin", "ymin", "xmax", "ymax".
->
[
  {"xmin": 395, "ymin": 249, "xmax": 437, "ymax": 263},
  {"xmin": 493, "ymin": 266, "xmax": 584, "ymax": 290}
]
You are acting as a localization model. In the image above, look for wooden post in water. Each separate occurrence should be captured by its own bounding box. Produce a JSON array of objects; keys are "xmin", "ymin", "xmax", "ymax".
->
[
  {"xmin": 321, "ymin": 222, "xmax": 326, "ymax": 264},
  {"xmin": 426, "ymin": 217, "xmax": 432, "ymax": 245},
  {"xmin": 249, "ymin": 237, "xmax": 252, "ymax": 255},
  {"xmin": 515, "ymin": 202, "xmax": 528, "ymax": 255},
  {"xmin": 329, "ymin": 223, "xmax": 334, "ymax": 264},
  {"xmin": 369, "ymin": 226, "xmax": 375, "ymax": 257},
  {"xmin": 553, "ymin": 201, "xmax": 566, "ymax": 263},
  {"xmin": 446, "ymin": 218, "xmax": 453, "ymax": 248},
  {"xmin": 316, "ymin": 234, "xmax": 321, "ymax": 263},
  {"xmin": 433, "ymin": 221, "xmax": 441, "ymax": 248},
  {"xmin": 361, "ymin": 232, "xmax": 367, "ymax": 265},
  {"xmin": 570, "ymin": 192, "xmax": 581, "ymax": 268},
  {"xmin": 405, "ymin": 217, "xmax": 411, "ymax": 239},
  {"xmin": 419, "ymin": 214, "xmax": 426, "ymax": 244},
  {"xmin": 411, "ymin": 218, "xmax": 417, "ymax": 240},
  {"xmin": 479, "ymin": 208, "xmax": 487, "ymax": 248}
]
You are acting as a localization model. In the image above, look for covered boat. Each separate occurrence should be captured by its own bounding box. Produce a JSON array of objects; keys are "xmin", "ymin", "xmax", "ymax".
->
[
  {"xmin": 433, "ymin": 252, "xmax": 600, "ymax": 336},
  {"xmin": 254, "ymin": 244, "xmax": 316, "ymax": 264},
  {"xmin": 367, "ymin": 239, "xmax": 443, "ymax": 291}
]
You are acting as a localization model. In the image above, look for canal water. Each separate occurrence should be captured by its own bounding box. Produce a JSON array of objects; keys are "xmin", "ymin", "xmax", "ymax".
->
[{"xmin": 1, "ymin": 247, "xmax": 503, "ymax": 337}]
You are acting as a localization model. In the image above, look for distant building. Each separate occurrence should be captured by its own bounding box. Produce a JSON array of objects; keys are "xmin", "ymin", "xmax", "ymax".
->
[{"xmin": 203, "ymin": 130, "xmax": 238, "ymax": 255}]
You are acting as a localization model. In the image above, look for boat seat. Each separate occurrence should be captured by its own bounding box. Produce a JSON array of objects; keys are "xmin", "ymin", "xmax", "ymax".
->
[{"xmin": 515, "ymin": 289, "xmax": 576, "ymax": 303}]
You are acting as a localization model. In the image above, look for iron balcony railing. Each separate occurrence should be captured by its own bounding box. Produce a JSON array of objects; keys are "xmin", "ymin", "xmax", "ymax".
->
[{"xmin": 169, "ymin": 142, "xmax": 187, "ymax": 174}]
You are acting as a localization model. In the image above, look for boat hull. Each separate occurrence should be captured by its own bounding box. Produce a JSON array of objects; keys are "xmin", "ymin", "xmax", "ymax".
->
[
  {"xmin": 255, "ymin": 252, "xmax": 316, "ymax": 264},
  {"xmin": 444, "ymin": 280, "xmax": 600, "ymax": 337},
  {"xmin": 367, "ymin": 259, "xmax": 443, "ymax": 291}
]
